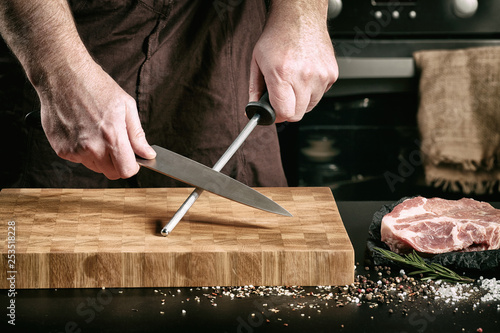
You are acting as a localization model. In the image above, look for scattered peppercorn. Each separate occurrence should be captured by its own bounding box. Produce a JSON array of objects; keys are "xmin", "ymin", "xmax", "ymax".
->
[{"xmin": 145, "ymin": 264, "xmax": 499, "ymax": 330}]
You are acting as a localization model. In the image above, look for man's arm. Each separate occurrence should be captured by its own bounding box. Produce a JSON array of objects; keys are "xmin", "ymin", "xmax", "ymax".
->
[
  {"xmin": 0, "ymin": 0, "xmax": 155, "ymax": 180},
  {"xmin": 249, "ymin": 0, "xmax": 338, "ymax": 123}
]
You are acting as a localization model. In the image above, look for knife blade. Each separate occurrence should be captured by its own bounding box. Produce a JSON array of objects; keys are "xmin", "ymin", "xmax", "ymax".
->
[{"xmin": 136, "ymin": 144, "xmax": 291, "ymax": 217}]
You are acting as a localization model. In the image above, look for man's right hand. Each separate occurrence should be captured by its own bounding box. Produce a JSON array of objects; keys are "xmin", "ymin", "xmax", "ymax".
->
[{"xmin": 39, "ymin": 60, "xmax": 156, "ymax": 180}]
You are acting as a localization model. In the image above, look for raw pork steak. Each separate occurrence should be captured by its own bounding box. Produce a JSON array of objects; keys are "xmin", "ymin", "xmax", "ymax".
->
[{"xmin": 381, "ymin": 196, "xmax": 500, "ymax": 254}]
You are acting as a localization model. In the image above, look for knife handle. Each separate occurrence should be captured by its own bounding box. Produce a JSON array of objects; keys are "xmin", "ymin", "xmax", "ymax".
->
[{"xmin": 245, "ymin": 92, "xmax": 276, "ymax": 126}]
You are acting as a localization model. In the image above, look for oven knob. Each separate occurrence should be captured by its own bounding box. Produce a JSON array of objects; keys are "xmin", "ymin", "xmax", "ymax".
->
[
  {"xmin": 452, "ymin": 0, "xmax": 478, "ymax": 18},
  {"xmin": 328, "ymin": 0, "xmax": 342, "ymax": 19}
]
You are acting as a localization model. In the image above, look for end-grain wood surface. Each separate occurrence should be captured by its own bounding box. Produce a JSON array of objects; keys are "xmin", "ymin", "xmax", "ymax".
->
[{"xmin": 0, "ymin": 187, "xmax": 354, "ymax": 289}]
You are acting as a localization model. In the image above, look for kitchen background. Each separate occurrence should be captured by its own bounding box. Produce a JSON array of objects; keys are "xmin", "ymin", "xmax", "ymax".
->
[
  {"xmin": 279, "ymin": 0, "xmax": 500, "ymax": 201},
  {"xmin": 2, "ymin": 0, "xmax": 500, "ymax": 202}
]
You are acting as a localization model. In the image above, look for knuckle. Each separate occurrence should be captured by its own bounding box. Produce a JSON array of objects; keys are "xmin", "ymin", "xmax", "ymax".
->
[
  {"xmin": 53, "ymin": 143, "xmax": 81, "ymax": 162},
  {"xmin": 109, "ymin": 93, "xmax": 133, "ymax": 109},
  {"xmin": 275, "ymin": 62, "xmax": 294, "ymax": 80},
  {"xmin": 288, "ymin": 114, "xmax": 303, "ymax": 123},
  {"xmin": 99, "ymin": 122, "xmax": 119, "ymax": 144},
  {"xmin": 123, "ymin": 94, "xmax": 137, "ymax": 106},
  {"xmin": 328, "ymin": 64, "xmax": 340, "ymax": 82},
  {"xmin": 317, "ymin": 69, "xmax": 331, "ymax": 84},
  {"xmin": 77, "ymin": 138, "xmax": 97, "ymax": 155},
  {"xmin": 131, "ymin": 126, "xmax": 146, "ymax": 140},
  {"xmin": 120, "ymin": 164, "xmax": 139, "ymax": 179},
  {"xmin": 300, "ymin": 67, "xmax": 314, "ymax": 82},
  {"xmin": 283, "ymin": 109, "xmax": 296, "ymax": 119},
  {"xmin": 278, "ymin": 109, "xmax": 296, "ymax": 122},
  {"xmin": 248, "ymin": 83, "xmax": 260, "ymax": 97}
]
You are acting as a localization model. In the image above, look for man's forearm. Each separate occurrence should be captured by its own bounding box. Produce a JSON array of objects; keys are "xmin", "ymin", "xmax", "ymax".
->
[
  {"xmin": 267, "ymin": 0, "xmax": 329, "ymax": 28},
  {"xmin": 0, "ymin": 0, "xmax": 92, "ymax": 88}
]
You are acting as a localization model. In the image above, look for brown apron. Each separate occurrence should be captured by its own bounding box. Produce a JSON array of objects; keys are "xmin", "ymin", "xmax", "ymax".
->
[{"xmin": 18, "ymin": 0, "xmax": 287, "ymax": 188}]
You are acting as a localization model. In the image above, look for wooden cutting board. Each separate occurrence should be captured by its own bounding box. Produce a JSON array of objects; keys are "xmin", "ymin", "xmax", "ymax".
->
[{"xmin": 0, "ymin": 187, "xmax": 354, "ymax": 289}]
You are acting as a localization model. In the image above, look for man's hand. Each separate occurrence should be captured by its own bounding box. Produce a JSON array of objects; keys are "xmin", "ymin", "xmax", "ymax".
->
[
  {"xmin": 0, "ymin": 0, "xmax": 155, "ymax": 180},
  {"xmin": 39, "ymin": 61, "xmax": 156, "ymax": 180},
  {"xmin": 249, "ymin": 0, "xmax": 338, "ymax": 123}
]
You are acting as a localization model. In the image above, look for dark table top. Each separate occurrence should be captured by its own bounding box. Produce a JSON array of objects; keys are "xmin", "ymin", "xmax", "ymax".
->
[{"xmin": 2, "ymin": 201, "xmax": 499, "ymax": 333}]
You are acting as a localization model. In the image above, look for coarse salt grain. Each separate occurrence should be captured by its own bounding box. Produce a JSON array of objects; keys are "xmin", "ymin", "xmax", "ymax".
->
[
  {"xmin": 479, "ymin": 277, "xmax": 500, "ymax": 302},
  {"xmin": 435, "ymin": 277, "xmax": 500, "ymax": 304}
]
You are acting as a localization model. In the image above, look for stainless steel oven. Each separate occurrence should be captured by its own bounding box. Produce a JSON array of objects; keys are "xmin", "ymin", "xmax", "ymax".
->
[{"xmin": 280, "ymin": 0, "xmax": 500, "ymax": 200}]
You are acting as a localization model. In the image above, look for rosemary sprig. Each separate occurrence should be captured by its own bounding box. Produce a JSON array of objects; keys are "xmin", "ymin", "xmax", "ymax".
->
[{"xmin": 374, "ymin": 247, "xmax": 474, "ymax": 283}]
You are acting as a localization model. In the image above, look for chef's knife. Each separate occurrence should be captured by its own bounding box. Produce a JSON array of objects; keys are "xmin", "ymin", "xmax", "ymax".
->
[{"xmin": 136, "ymin": 145, "xmax": 291, "ymax": 217}]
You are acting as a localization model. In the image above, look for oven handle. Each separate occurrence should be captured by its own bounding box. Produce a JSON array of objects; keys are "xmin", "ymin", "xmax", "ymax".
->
[{"xmin": 337, "ymin": 57, "xmax": 415, "ymax": 79}]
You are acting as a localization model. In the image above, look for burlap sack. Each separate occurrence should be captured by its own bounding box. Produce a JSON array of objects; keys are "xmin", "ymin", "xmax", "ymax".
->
[{"xmin": 414, "ymin": 46, "xmax": 500, "ymax": 195}]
